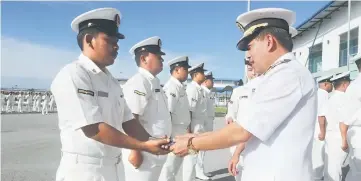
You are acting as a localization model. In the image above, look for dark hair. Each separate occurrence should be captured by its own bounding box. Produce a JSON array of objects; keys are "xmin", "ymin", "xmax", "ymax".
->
[
  {"xmin": 134, "ymin": 51, "xmax": 149, "ymax": 67},
  {"xmin": 76, "ymin": 28, "xmax": 101, "ymax": 51},
  {"xmin": 333, "ymin": 79, "xmax": 350, "ymax": 89},
  {"xmin": 255, "ymin": 27, "xmax": 293, "ymax": 52},
  {"xmin": 238, "ymin": 79, "xmax": 244, "ymax": 86}
]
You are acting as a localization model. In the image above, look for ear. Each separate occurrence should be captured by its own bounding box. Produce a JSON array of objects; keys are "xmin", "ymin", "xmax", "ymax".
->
[
  {"xmin": 266, "ymin": 34, "xmax": 276, "ymax": 52},
  {"xmin": 140, "ymin": 54, "xmax": 147, "ymax": 64},
  {"xmin": 84, "ymin": 34, "xmax": 94, "ymax": 48}
]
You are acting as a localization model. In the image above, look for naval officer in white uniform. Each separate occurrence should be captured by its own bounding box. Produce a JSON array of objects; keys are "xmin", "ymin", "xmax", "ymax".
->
[
  {"xmin": 159, "ymin": 56, "xmax": 196, "ymax": 181},
  {"xmin": 323, "ymin": 72, "xmax": 351, "ymax": 181},
  {"xmin": 170, "ymin": 8, "xmax": 317, "ymax": 181},
  {"xmin": 339, "ymin": 54, "xmax": 361, "ymax": 181},
  {"xmin": 185, "ymin": 62, "xmax": 209, "ymax": 180},
  {"xmin": 227, "ymin": 61, "xmax": 260, "ymax": 181},
  {"xmin": 122, "ymin": 36, "xmax": 172, "ymax": 181},
  {"xmin": 202, "ymin": 71, "xmax": 215, "ymax": 132},
  {"xmin": 313, "ymin": 74, "xmax": 333, "ymax": 180},
  {"xmin": 51, "ymin": 8, "xmax": 170, "ymax": 181}
]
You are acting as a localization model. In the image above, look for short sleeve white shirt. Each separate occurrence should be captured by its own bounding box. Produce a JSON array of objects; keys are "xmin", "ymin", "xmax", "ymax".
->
[
  {"xmin": 202, "ymin": 85, "xmax": 215, "ymax": 121},
  {"xmin": 186, "ymin": 81, "xmax": 207, "ymax": 125},
  {"xmin": 340, "ymin": 73, "xmax": 361, "ymax": 148},
  {"xmin": 163, "ymin": 76, "xmax": 191, "ymax": 127},
  {"xmin": 122, "ymin": 67, "xmax": 172, "ymax": 138},
  {"xmin": 50, "ymin": 54, "xmax": 134, "ymax": 158},
  {"xmin": 239, "ymin": 53, "xmax": 317, "ymax": 181}
]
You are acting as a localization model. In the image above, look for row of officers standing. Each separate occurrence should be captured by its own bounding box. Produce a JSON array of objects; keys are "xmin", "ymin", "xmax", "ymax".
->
[
  {"xmin": 1, "ymin": 91, "xmax": 55, "ymax": 114},
  {"xmin": 52, "ymin": 7, "xmax": 215, "ymax": 181},
  {"xmin": 51, "ymin": 6, "xmax": 361, "ymax": 181}
]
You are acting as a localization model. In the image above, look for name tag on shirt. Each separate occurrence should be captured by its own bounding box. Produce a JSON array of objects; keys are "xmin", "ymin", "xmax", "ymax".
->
[
  {"xmin": 98, "ymin": 91, "xmax": 108, "ymax": 97},
  {"xmin": 155, "ymin": 89, "xmax": 160, "ymax": 92}
]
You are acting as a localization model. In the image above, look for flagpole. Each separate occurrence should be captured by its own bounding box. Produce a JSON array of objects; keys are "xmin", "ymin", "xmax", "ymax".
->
[
  {"xmin": 347, "ymin": 0, "xmax": 351, "ymax": 71},
  {"xmin": 244, "ymin": 0, "xmax": 251, "ymax": 83}
]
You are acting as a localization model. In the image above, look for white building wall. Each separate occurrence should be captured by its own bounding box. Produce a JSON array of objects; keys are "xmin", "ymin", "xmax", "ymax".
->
[{"xmin": 293, "ymin": 1, "xmax": 361, "ymax": 75}]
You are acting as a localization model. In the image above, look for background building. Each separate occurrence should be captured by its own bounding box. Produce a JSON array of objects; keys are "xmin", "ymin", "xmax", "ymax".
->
[{"xmin": 292, "ymin": 0, "xmax": 360, "ymax": 80}]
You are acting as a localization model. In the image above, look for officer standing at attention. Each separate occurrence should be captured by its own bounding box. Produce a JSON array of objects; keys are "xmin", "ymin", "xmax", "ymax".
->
[
  {"xmin": 202, "ymin": 71, "xmax": 216, "ymax": 132},
  {"xmin": 158, "ymin": 56, "xmax": 196, "ymax": 181},
  {"xmin": 323, "ymin": 72, "xmax": 351, "ymax": 181},
  {"xmin": 170, "ymin": 8, "xmax": 317, "ymax": 181},
  {"xmin": 339, "ymin": 54, "xmax": 361, "ymax": 181},
  {"xmin": 185, "ymin": 62, "xmax": 209, "ymax": 180},
  {"xmin": 121, "ymin": 36, "xmax": 172, "ymax": 181},
  {"xmin": 313, "ymin": 74, "xmax": 333, "ymax": 180},
  {"xmin": 50, "ymin": 8, "xmax": 170, "ymax": 181}
]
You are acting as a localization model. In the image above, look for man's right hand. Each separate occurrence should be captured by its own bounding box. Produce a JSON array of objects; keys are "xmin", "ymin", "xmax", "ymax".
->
[
  {"xmin": 143, "ymin": 138, "xmax": 171, "ymax": 155},
  {"xmin": 228, "ymin": 154, "xmax": 240, "ymax": 176},
  {"xmin": 318, "ymin": 132, "xmax": 325, "ymax": 141}
]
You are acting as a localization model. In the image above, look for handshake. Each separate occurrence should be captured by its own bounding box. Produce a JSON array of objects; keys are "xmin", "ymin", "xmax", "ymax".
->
[{"xmin": 129, "ymin": 134, "xmax": 199, "ymax": 168}]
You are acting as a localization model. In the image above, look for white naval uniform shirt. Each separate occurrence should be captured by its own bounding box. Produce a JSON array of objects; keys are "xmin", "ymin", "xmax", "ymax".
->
[
  {"xmin": 202, "ymin": 86, "xmax": 215, "ymax": 121},
  {"xmin": 122, "ymin": 67, "xmax": 171, "ymax": 167},
  {"xmin": 186, "ymin": 81, "xmax": 207, "ymax": 132},
  {"xmin": 163, "ymin": 76, "xmax": 191, "ymax": 136},
  {"xmin": 50, "ymin": 53, "xmax": 134, "ymax": 158},
  {"xmin": 340, "ymin": 73, "xmax": 361, "ymax": 148},
  {"xmin": 238, "ymin": 53, "xmax": 317, "ymax": 181},
  {"xmin": 315, "ymin": 88, "xmax": 329, "ymax": 138},
  {"xmin": 226, "ymin": 86, "xmax": 243, "ymax": 121},
  {"xmin": 324, "ymin": 90, "xmax": 345, "ymax": 135}
]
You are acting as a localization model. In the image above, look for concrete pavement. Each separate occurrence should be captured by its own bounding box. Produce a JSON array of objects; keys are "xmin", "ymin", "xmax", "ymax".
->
[{"xmin": 1, "ymin": 113, "xmax": 234, "ymax": 181}]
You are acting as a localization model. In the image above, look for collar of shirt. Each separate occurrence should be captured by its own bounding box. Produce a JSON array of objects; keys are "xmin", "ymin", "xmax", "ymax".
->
[
  {"xmin": 191, "ymin": 81, "xmax": 202, "ymax": 90},
  {"xmin": 138, "ymin": 67, "xmax": 160, "ymax": 86},
  {"xmin": 78, "ymin": 53, "xmax": 110, "ymax": 75},
  {"xmin": 333, "ymin": 90, "xmax": 345, "ymax": 95},
  {"xmin": 202, "ymin": 85, "xmax": 211, "ymax": 93},
  {"xmin": 170, "ymin": 76, "xmax": 183, "ymax": 88}
]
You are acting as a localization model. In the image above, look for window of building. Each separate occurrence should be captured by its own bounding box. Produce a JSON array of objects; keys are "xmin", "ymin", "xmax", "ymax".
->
[
  {"xmin": 339, "ymin": 27, "xmax": 359, "ymax": 67},
  {"xmin": 308, "ymin": 43, "xmax": 323, "ymax": 73}
]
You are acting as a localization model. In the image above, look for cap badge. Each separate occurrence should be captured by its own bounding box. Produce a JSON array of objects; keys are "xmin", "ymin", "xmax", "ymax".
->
[
  {"xmin": 236, "ymin": 22, "xmax": 245, "ymax": 31},
  {"xmin": 88, "ymin": 22, "xmax": 93, "ymax": 27},
  {"xmin": 114, "ymin": 14, "xmax": 120, "ymax": 27},
  {"xmin": 244, "ymin": 23, "xmax": 268, "ymax": 37}
]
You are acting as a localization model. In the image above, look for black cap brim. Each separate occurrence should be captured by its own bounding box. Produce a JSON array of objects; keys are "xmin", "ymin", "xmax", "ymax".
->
[{"xmin": 116, "ymin": 33, "xmax": 125, "ymax": 39}]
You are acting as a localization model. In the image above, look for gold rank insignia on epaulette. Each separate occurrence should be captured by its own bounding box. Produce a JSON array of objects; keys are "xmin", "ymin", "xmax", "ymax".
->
[
  {"xmin": 191, "ymin": 98, "xmax": 197, "ymax": 102},
  {"xmin": 134, "ymin": 90, "xmax": 146, "ymax": 96},
  {"xmin": 170, "ymin": 93, "xmax": 176, "ymax": 97},
  {"xmin": 78, "ymin": 89, "xmax": 94, "ymax": 96}
]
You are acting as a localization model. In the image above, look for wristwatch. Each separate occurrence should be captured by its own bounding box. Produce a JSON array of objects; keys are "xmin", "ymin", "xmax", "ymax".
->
[{"xmin": 187, "ymin": 137, "xmax": 199, "ymax": 155}]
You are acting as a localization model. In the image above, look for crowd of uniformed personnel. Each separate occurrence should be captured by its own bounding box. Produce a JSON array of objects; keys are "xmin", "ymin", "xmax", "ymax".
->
[
  {"xmin": 40, "ymin": 5, "xmax": 361, "ymax": 181},
  {"xmin": 1, "ymin": 90, "xmax": 56, "ymax": 114}
]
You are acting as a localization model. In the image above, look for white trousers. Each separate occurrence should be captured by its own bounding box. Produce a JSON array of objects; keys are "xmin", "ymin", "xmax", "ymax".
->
[
  {"xmin": 158, "ymin": 152, "xmax": 196, "ymax": 181},
  {"xmin": 345, "ymin": 148, "xmax": 361, "ymax": 181},
  {"xmin": 56, "ymin": 152, "xmax": 124, "ymax": 181},
  {"xmin": 324, "ymin": 135, "xmax": 349, "ymax": 181},
  {"xmin": 122, "ymin": 149, "xmax": 166, "ymax": 181},
  {"xmin": 42, "ymin": 101, "xmax": 49, "ymax": 114},
  {"xmin": 17, "ymin": 101, "xmax": 23, "ymax": 112},
  {"xmin": 191, "ymin": 122, "xmax": 207, "ymax": 177},
  {"xmin": 312, "ymin": 138, "xmax": 325, "ymax": 179}
]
